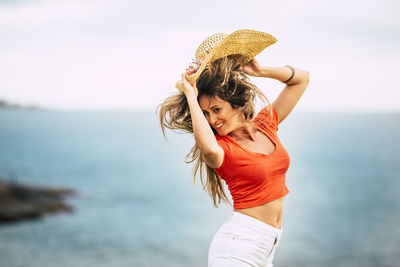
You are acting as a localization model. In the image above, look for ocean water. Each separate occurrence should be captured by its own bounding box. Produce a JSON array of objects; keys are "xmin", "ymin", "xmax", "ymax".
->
[{"xmin": 0, "ymin": 109, "xmax": 399, "ymax": 267}]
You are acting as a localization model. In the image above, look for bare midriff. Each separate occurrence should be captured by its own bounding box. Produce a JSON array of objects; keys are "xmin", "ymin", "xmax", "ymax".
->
[{"xmin": 233, "ymin": 196, "xmax": 285, "ymax": 229}]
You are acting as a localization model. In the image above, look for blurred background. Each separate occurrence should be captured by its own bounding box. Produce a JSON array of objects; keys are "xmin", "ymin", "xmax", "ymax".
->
[{"xmin": 0, "ymin": 0, "xmax": 399, "ymax": 266}]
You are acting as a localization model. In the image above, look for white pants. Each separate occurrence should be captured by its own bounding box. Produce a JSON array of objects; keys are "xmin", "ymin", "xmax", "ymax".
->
[{"xmin": 208, "ymin": 211, "xmax": 283, "ymax": 267}]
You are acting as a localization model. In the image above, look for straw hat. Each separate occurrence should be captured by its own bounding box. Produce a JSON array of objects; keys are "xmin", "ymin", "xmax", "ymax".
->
[{"xmin": 176, "ymin": 29, "xmax": 277, "ymax": 92}]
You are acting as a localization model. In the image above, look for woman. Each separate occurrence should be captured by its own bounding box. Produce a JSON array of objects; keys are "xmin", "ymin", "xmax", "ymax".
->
[{"xmin": 159, "ymin": 29, "xmax": 310, "ymax": 266}]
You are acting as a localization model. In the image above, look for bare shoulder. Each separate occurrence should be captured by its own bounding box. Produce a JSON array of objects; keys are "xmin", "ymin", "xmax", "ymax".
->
[{"xmin": 202, "ymin": 145, "xmax": 224, "ymax": 169}]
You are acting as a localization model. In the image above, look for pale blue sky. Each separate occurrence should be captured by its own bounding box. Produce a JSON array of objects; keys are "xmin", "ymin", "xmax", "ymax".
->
[{"xmin": 0, "ymin": 0, "xmax": 399, "ymax": 111}]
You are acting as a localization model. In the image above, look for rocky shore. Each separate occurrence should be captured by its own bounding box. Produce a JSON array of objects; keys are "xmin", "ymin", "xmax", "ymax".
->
[
  {"xmin": 0, "ymin": 99, "xmax": 40, "ymax": 110},
  {"xmin": 0, "ymin": 179, "xmax": 76, "ymax": 223}
]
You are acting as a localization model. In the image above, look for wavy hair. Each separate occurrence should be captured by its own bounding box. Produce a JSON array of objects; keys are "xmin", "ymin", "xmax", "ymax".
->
[{"xmin": 157, "ymin": 54, "xmax": 271, "ymax": 207}]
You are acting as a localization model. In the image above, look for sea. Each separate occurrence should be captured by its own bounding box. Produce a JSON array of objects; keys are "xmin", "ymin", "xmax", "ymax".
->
[{"xmin": 0, "ymin": 109, "xmax": 399, "ymax": 267}]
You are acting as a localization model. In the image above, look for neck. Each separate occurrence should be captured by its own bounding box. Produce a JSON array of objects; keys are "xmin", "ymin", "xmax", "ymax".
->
[{"xmin": 229, "ymin": 121, "xmax": 257, "ymax": 141}]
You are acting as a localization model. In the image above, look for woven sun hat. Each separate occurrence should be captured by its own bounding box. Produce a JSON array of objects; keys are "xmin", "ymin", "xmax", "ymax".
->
[{"xmin": 175, "ymin": 29, "xmax": 277, "ymax": 92}]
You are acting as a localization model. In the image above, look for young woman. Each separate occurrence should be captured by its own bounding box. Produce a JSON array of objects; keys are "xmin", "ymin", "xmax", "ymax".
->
[{"xmin": 159, "ymin": 30, "xmax": 310, "ymax": 266}]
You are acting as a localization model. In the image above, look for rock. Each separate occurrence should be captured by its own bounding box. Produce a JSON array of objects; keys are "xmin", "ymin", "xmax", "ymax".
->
[
  {"xmin": 0, "ymin": 179, "xmax": 76, "ymax": 223},
  {"xmin": 0, "ymin": 99, "xmax": 41, "ymax": 110}
]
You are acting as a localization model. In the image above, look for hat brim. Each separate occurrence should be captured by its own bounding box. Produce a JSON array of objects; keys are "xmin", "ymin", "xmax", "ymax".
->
[{"xmin": 176, "ymin": 29, "xmax": 277, "ymax": 92}]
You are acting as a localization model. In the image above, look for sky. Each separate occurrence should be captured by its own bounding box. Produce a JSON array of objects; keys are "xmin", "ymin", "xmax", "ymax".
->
[{"xmin": 0, "ymin": 0, "xmax": 399, "ymax": 111}]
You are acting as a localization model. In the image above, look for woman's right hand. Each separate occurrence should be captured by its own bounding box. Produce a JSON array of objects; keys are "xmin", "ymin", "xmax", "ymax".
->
[{"xmin": 181, "ymin": 70, "xmax": 198, "ymax": 98}]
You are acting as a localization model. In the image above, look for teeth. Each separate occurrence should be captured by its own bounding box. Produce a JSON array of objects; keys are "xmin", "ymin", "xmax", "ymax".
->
[{"xmin": 215, "ymin": 122, "xmax": 223, "ymax": 128}]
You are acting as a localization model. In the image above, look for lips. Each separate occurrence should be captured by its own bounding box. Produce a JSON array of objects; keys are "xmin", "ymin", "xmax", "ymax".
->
[{"xmin": 214, "ymin": 122, "xmax": 224, "ymax": 130}]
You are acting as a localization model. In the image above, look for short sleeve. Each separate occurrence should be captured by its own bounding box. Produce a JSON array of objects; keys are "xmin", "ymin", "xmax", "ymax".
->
[
  {"xmin": 254, "ymin": 105, "xmax": 279, "ymax": 132},
  {"xmin": 214, "ymin": 137, "xmax": 231, "ymax": 175}
]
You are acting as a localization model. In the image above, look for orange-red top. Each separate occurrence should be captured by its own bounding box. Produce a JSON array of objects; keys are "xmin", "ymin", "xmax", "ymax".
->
[{"xmin": 214, "ymin": 105, "xmax": 290, "ymax": 209}]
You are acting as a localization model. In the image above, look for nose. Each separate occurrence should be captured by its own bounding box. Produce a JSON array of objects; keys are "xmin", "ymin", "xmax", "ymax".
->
[{"xmin": 208, "ymin": 113, "xmax": 217, "ymax": 125}]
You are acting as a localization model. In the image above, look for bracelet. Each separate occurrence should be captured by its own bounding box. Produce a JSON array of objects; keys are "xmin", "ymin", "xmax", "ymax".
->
[{"xmin": 282, "ymin": 65, "xmax": 295, "ymax": 84}]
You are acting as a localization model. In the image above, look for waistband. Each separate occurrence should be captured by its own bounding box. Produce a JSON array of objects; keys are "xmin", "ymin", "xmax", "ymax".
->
[{"xmin": 227, "ymin": 211, "xmax": 283, "ymax": 234}]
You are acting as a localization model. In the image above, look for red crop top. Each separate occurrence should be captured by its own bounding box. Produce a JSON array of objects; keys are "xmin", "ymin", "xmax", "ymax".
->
[{"xmin": 214, "ymin": 105, "xmax": 290, "ymax": 209}]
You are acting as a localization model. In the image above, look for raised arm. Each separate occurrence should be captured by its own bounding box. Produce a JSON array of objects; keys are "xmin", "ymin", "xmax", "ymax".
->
[
  {"xmin": 243, "ymin": 59, "xmax": 310, "ymax": 124},
  {"xmin": 181, "ymin": 71, "xmax": 224, "ymax": 169}
]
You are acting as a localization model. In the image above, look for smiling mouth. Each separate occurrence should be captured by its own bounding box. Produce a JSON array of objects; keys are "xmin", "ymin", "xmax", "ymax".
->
[{"xmin": 214, "ymin": 122, "xmax": 224, "ymax": 129}]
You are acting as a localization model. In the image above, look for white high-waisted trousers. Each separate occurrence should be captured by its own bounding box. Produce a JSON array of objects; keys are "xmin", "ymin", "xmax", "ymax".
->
[{"xmin": 208, "ymin": 211, "xmax": 283, "ymax": 267}]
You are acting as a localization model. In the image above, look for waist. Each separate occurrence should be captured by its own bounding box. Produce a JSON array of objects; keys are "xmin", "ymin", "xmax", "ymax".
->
[
  {"xmin": 233, "ymin": 196, "xmax": 285, "ymax": 229},
  {"xmin": 227, "ymin": 211, "xmax": 283, "ymax": 233}
]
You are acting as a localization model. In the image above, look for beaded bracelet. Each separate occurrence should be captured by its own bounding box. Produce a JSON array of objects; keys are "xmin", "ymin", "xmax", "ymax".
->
[{"xmin": 282, "ymin": 65, "xmax": 295, "ymax": 84}]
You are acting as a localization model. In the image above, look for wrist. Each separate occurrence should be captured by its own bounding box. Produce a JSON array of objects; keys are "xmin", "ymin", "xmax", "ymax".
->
[
  {"xmin": 185, "ymin": 93, "xmax": 198, "ymax": 102},
  {"xmin": 258, "ymin": 67, "xmax": 272, "ymax": 77}
]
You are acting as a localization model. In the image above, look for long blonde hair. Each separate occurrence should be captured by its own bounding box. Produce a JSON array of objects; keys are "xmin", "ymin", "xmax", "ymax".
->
[{"xmin": 158, "ymin": 54, "xmax": 271, "ymax": 207}]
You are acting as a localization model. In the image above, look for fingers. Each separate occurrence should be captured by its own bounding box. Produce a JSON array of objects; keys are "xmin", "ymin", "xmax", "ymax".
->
[
  {"xmin": 183, "ymin": 69, "xmax": 196, "ymax": 76},
  {"xmin": 180, "ymin": 70, "xmax": 198, "ymax": 97},
  {"xmin": 181, "ymin": 69, "xmax": 197, "ymax": 86},
  {"xmin": 252, "ymin": 58, "xmax": 260, "ymax": 68}
]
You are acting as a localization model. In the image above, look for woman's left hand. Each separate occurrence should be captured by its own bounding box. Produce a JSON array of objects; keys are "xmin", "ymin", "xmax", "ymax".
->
[{"xmin": 242, "ymin": 58, "xmax": 263, "ymax": 77}]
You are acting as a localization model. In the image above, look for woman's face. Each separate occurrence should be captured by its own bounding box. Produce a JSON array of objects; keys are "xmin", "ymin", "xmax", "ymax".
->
[{"xmin": 199, "ymin": 95, "xmax": 243, "ymax": 136}]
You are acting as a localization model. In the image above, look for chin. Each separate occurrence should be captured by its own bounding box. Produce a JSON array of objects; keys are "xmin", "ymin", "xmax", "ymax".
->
[{"xmin": 216, "ymin": 130, "xmax": 227, "ymax": 136}]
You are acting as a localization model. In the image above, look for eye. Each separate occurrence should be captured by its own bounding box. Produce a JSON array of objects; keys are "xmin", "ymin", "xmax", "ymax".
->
[
  {"xmin": 214, "ymin": 108, "xmax": 221, "ymax": 113},
  {"xmin": 203, "ymin": 111, "xmax": 209, "ymax": 116}
]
